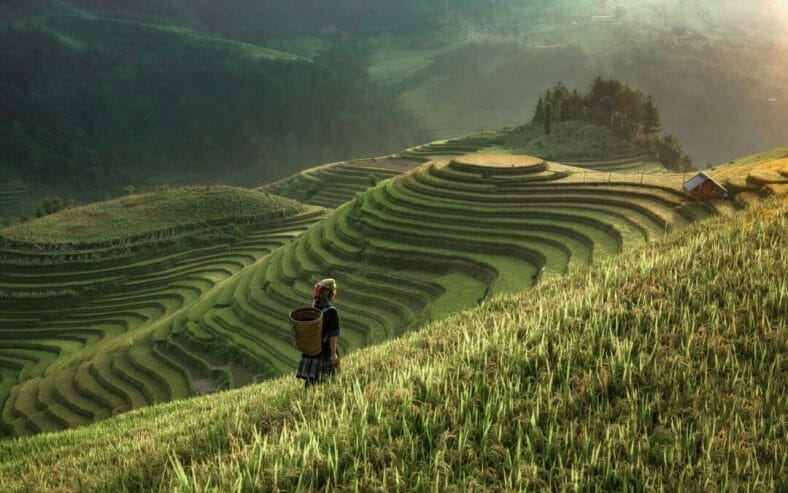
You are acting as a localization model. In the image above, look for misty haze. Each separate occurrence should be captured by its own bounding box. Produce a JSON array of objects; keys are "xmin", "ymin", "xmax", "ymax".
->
[{"xmin": 0, "ymin": 1, "xmax": 785, "ymax": 491}]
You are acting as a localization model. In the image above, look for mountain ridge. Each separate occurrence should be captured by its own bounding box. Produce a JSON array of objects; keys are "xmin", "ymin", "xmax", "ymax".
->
[{"xmin": 2, "ymin": 1, "xmax": 786, "ymax": 217}]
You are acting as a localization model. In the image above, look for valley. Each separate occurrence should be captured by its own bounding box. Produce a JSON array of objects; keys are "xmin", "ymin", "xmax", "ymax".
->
[{"xmin": 0, "ymin": 2, "xmax": 785, "ymax": 490}]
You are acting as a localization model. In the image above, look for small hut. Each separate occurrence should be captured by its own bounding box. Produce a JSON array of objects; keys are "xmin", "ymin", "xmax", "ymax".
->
[{"xmin": 683, "ymin": 171, "xmax": 728, "ymax": 201}]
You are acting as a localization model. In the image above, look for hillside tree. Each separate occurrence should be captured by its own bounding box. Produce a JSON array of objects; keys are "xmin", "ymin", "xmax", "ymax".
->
[{"xmin": 531, "ymin": 78, "xmax": 693, "ymax": 171}]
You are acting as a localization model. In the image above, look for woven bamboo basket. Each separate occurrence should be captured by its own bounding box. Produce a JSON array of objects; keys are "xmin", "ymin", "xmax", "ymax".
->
[{"xmin": 289, "ymin": 307, "xmax": 323, "ymax": 356}]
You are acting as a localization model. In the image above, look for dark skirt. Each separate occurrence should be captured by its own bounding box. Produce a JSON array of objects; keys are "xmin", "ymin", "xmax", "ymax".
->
[{"xmin": 295, "ymin": 350, "xmax": 337, "ymax": 382}]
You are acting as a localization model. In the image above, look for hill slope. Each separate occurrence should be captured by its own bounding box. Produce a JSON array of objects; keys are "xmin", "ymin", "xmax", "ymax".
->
[
  {"xmin": 707, "ymin": 146, "xmax": 788, "ymax": 198},
  {"xmin": 261, "ymin": 157, "xmax": 422, "ymax": 208},
  {"xmin": 264, "ymin": 122, "xmax": 666, "ymax": 211},
  {"xmin": 0, "ymin": 193, "xmax": 783, "ymax": 491},
  {"xmin": 0, "ymin": 10, "xmax": 418, "ymax": 203},
  {"xmin": 3, "ymin": 1, "xmax": 786, "ymax": 217},
  {"xmin": 169, "ymin": 153, "xmax": 725, "ymax": 398},
  {"xmin": 0, "ymin": 150, "xmax": 726, "ymax": 437},
  {"xmin": 0, "ymin": 186, "xmax": 307, "ymax": 245},
  {"xmin": 0, "ymin": 187, "xmax": 327, "ymax": 437},
  {"xmin": 363, "ymin": 1, "xmax": 788, "ymax": 165}
]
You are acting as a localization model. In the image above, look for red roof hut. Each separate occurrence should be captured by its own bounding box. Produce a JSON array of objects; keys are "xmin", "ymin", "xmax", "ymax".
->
[{"xmin": 683, "ymin": 171, "xmax": 728, "ymax": 201}]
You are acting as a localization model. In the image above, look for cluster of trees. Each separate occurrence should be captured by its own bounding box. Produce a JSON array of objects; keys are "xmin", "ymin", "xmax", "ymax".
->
[
  {"xmin": 15, "ymin": 196, "xmax": 72, "ymax": 223},
  {"xmin": 35, "ymin": 196, "xmax": 70, "ymax": 218},
  {"xmin": 0, "ymin": 20, "xmax": 420, "ymax": 196},
  {"xmin": 532, "ymin": 78, "xmax": 694, "ymax": 171}
]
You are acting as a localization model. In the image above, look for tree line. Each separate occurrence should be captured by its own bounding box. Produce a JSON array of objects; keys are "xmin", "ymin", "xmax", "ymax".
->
[{"xmin": 532, "ymin": 78, "xmax": 694, "ymax": 171}]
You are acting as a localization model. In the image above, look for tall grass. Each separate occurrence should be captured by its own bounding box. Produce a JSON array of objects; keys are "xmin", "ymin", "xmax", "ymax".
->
[{"xmin": 0, "ymin": 196, "xmax": 784, "ymax": 491}]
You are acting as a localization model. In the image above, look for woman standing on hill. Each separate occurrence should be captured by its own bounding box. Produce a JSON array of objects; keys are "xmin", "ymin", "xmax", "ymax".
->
[{"xmin": 296, "ymin": 278, "xmax": 341, "ymax": 387}]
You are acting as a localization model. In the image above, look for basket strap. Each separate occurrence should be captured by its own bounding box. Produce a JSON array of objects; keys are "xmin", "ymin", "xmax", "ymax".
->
[{"xmin": 320, "ymin": 306, "xmax": 337, "ymax": 344}]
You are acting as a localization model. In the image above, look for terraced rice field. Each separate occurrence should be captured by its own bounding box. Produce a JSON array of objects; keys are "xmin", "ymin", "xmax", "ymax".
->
[
  {"xmin": 176, "ymin": 154, "xmax": 731, "ymax": 401},
  {"xmin": 400, "ymin": 136, "xmax": 663, "ymax": 174},
  {"xmin": 707, "ymin": 149, "xmax": 788, "ymax": 197},
  {"xmin": 0, "ymin": 152, "xmax": 737, "ymax": 437},
  {"xmin": 558, "ymin": 153, "xmax": 667, "ymax": 173},
  {"xmin": 0, "ymin": 209, "xmax": 326, "ymax": 436},
  {"xmin": 262, "ymin": 157, "xmax": 422, "ymax": 209},
  {"xmin": 0, "ymin": 181, "xmax": 29, "ymax": 226},
  {"xmin": 399, "ymin": 136, "xmax": 495, "ymax": 161}
]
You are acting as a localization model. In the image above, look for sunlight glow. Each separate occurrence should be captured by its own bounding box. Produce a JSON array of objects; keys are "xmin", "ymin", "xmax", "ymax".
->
[{"xmin": 772, "ymin": 0, "xmax": 788, "ymax": 39}]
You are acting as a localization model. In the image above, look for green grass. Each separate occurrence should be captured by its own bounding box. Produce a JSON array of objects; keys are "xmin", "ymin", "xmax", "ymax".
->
[
  {"xmin": 399, "ymin": 137, "xmax": 497, "ymax": 161},
  {"xmin": 0, "ymin": 145, "xmax": 761, "ymax": 439},
  {"xmin": 262, "ymin": 157, "xmax": 421, "ymax": 208},
  {"xmin": 706, "ymin": 147, "xmax": 788, "ymax": 198},
  {"xmin": 46, "ymin": 15, "xmax": 301, "ymax": 61},
  {"xmin": 559, "ymin": 155, "xmax": 666, "ymax": 174},
  {"xmin": 0, "ymin": 194, "xmax": 782, "ymax": 491},
  {"xmin": 388, "ymin": 168, "xmax": 644, "ymax": 251},
  {"xmin": 0, "ymin": 186, "xmax": 305, "ymax": 245},
  {"xmin": 487, "ymin": 121, "xmax": 649, "ymax": 163},
  {"xmin": 713, "ymin": 146, "xmax": 788, "ymax": 169},
  {"xmin": 168, "ymin": 153, "xmax": 725, "ymax": 414},
  {"xmin": 0, "ymin": 206, "xmax": 324, "ymax": 436}
]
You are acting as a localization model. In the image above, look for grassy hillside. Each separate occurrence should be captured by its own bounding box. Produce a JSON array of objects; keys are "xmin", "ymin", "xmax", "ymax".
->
[
  {"xmin": 169, "ymin": 154, "xmax": 726, "ymax": 399},
  {"xmin": 0, "ymin": 10, "xmax": 419, "ymax": 206},
  {"xmin": 1, "ymin": 186, "xmax": 305, "ymax": 245},
  {"xmin": 41, "ymin": 0, "xmax": 522, "ymax": 42},
  {"xmin": 59, "ymin": 0, "xmax": 440, "ymax": 38},
  {"xmin": 0, "ymin": 193, "xmax": 783, "ymax": 491},
  {"xmin": 707, "ymin": 146, "xmax": 788, "ymax": 197},
  {"xmin": 357, "ymin": 1, "xmax": 788, "ymax": 165},
  {"xmin": 492, "ymin": 122, "xmax": 645, "ymax": 161},
  {"xmin": 390, "ymin": 42, "xmax": 596, "ymax": 137},
  {"xmin": 397, "ymin": 124, "xmax": 666, "ymax": 174},
  {"xmin": 261, "ymin": 121, "xmax": 666, "ymax": 210},
  {"xmin": 0, "ymin": 187, "xmax": 327, "ymax": 437},
  {"xmin": 3, "ymin": 1, "xmax": 786, "ymax": 216},
  {"xmin": 488, "ymin": 121, "xmax": 666, "ymax": 173},
  {"xmin": 0, "ymin": 150, "xmax": 727, "ymax": 438},
  {"xmin": 261, "ymin": 157, "xmax": 422, "ymax": 208}
]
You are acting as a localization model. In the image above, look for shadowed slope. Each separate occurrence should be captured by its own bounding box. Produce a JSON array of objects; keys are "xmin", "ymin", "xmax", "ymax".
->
[
  {"xmin": 261, "ymin": 157, "xmax": 422, "ymax": 209},
  {"xmin": 0, "ymin": 193, "xmax": 782, "ymax": 492},
  {"xmin": 0, "ymin": 188, "xmax": 324, "ymax": 436},
  {"xmin": 177, "ymin": 154, "xmax": 727, "ymax": 393},
  {"xmin": 0, "ymin": 182, "xmax": 28, "ymax": 227},
  {"xmin": 0, "ymin": 152, "xmax": 745, "ymax": 437}
]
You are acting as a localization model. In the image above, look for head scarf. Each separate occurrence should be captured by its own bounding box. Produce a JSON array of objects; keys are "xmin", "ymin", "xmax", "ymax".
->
[{"xmin": 313, "ymin": 278, "xmax": 337, "ymax": 302}]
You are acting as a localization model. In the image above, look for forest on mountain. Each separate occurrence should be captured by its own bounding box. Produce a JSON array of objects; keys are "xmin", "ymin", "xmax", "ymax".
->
[
  {"xmin": 0, "ymin": 0, "xmax": 786, "ymax": 212},
  {"xmin": 0, "ymin": 18, "xmax": 416, "ymax": 196},
  {"xmin": 30, "ymin": 0, "xmax": 502, "ymax": 39},
  {"xmin": 532, "ymin": 79, "xmax": 693, "ymax": 171}
]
